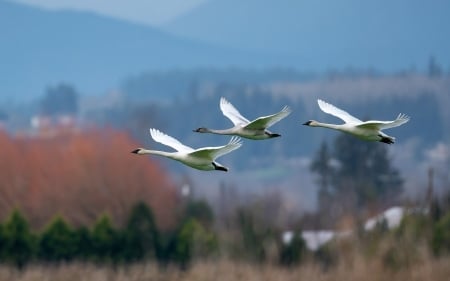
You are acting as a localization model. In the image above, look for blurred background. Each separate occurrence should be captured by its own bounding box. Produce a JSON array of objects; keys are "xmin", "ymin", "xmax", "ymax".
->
[{"xmin": 0, "ymin": 0, "xmax": 449, "ymax": 280}]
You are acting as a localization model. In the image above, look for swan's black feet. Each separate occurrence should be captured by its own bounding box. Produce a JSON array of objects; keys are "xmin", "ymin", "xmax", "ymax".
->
[{"xmin": 380, "ymin": 137, "xmax": 394, "ymax": 144}]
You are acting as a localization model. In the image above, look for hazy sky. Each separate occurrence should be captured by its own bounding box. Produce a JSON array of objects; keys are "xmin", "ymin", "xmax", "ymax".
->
[{"xmin": 12, "ymin": 0, "xmax": 208, "ymax": 26}]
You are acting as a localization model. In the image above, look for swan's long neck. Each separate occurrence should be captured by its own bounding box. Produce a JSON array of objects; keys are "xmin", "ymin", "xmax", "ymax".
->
[
  {"xmin": 137, "ymin": 149, "xmax": 174, "ymax": 158},
  {"xmin": 202, "ymin": 128, "xmax": 235, "ymax": 135},
  {"xmin": 312, "ymin": 122, "xmax": 344, "ymax": 130}
]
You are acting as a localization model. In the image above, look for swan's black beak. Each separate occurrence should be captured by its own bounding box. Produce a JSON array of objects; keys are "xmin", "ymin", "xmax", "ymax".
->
[
  {"xmin": 193, "ymin": 128, "xmax": 205, "ymax": 133},
  {"xmin": 303, "ymin": 121, "xmax": 312, "ymax": 126},
  {"xmin": 131, "ymin": 149, "xmax": 141, "ymax": 154}
]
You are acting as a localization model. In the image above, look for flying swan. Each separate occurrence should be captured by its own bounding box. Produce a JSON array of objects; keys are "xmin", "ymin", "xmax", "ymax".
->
[
  {"xmin": 131, "ymin": 128, "xmax": 242, "ymax": 171},
  {"xmin": 194, "ymin": 97, "xmax": 291, "ymax": 140},
  {"xmin": 303, "ymin": 99, "xmax": 410, "ymax": 144}
]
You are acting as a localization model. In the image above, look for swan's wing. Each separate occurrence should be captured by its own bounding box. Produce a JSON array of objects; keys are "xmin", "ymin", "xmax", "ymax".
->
[
  {"xmin": 220, "ymin": 97, "xmax": 250, "ymax": 126},
  {"xmin": 244, "ymin": 106, "xmax": 292, "ymax": 130},
  {"xmin": 149, "ymin": 128, "xmax": 194, "ymax": 152},
  {"xmin": 188, "ymin": 137, "xmax": 242, "ymax": 160},
  {"xmin": 317, "ymin": 99, "xmax": 362, "ymax": 124},
  {"xmin": 357, "ymin": 113, "xmax": 410, "ymax": 130}
]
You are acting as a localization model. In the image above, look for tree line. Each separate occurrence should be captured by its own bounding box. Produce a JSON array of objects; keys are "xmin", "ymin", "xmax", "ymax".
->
[
  {"xmin": 0, "ymin": 200, "xmax": 308, "ymax": 269},
  {"xmin": 1, "ymin": 197, "xmax": 449, "ymax": 271},
  {"xmin": 0, "ymin": 201, "xmax": 213, "ymax": 268}
]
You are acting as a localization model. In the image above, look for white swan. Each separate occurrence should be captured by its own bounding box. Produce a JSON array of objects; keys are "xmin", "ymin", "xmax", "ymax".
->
[
  {"xmin": 194, "ymin": 97, "xmax": 291, "ymax": 140},
  {"xmin": 303, "ymin": 99, "xmax": 410, "ymax": 144},
  {"xmin": 131, "ymin": 128, "xmax": 242, "ymax": 171}
]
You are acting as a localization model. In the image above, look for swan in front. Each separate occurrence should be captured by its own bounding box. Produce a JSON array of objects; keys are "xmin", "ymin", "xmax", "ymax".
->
[
  {"xmin": 194, "ymin": 97, "xmax": 291, "ymax": 140},
  {"xmin": 303, "ymin": 99, "xmax": 410, "ymax": 144},
  {"xmin": 131, "ymin": 128, "xmax": 242, "ymax": 171}
]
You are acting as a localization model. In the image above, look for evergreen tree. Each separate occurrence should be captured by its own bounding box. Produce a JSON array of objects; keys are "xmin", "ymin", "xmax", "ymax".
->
[
  {"xmin": 332, "ymin": 134, "xmax": 403, "ymax": 209},
  {"xmin": 91, "ymin": 214, "xmax": 121, "ymax": 263},
  {"xmin": 310, "ymin": 141, "xmax": 335, "ymax": 214},
  {"xmin": 74, "ymin": 226, "xmax": 93, "ymax": 260},
  {"xmin": 432, "ymin": 212, "xmax": 450, "ymax": 256},
  {"xmin": 236, "ymin": 208, "xmax": 267, "ymax": 263},
  {"xmin": 2, "ymin": 209, "xmax": 35, "ymax": 268},
  {"xmin": 123, "ymin": 202, "xmax": 159, "ymax": 262},
  {"xmin": 184, "ymin": 200, "xmax": 214, "ymax": 228},
  {"xmin": 40, "ymin": 83, "xmax": 78, "ymax": 115},
  {"xmin": 310, "ymin": 135, "xmax": 404, "ymax": 225},
  {"xmin": 174, "ymin": 218, "xmax": 218, "ymax": 268},
  {"xmin": 0, "ymin": 222, "xmax": 5, "ymax": 261},
  {"xmin": 38, "ymin": 215, "xmax": 78, "ymax": 262}
]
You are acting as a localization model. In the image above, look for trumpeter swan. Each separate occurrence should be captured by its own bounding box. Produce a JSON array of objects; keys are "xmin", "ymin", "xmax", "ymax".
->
[
  {"xmin": 132, "ymin": 128, "xmax": 242, "ymax": 171},
  {"xmin": 194, "ymin": 97, "xmax": 291, "ymax": 140},
  {"xmin": 303, "ymin": 99, "xmax": 410, "ymax": 144}
]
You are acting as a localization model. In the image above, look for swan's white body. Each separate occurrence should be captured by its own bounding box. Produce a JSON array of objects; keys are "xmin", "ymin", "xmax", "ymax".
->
[
  {"xmin": 132, "ymin": 129, "xmax": 242, "ymax": 171},
  {"xmin": 304, "ymin": 99, "xmax": 410, "ymax": 144},
  {"xmin": 194, "ymin": 97, "xmax": 291, "ymax": 140}
]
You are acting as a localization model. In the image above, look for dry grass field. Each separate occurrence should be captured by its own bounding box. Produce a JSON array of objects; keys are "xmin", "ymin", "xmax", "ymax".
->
[{"xmin": 0, "ymin": 257, "xmax": 448, "ymax": 281}]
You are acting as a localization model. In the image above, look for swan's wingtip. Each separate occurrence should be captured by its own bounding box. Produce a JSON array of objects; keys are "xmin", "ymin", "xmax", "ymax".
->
[
  {"xmin": 282, "ymin": 105, "xmax": 292, "ymax": 113},
  {"xmin": 229, "ymin": 136, "xmax": 243, "ymax": 146},
  {"xmin": 401, "ymin": 113, "xmax": 410, "ymax": 119}
]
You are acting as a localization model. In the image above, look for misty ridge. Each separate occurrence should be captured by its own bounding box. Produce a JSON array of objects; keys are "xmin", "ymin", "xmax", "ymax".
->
[{"xmin": 1, "ymin": 0, "xmax": 450, "ymax": 100}]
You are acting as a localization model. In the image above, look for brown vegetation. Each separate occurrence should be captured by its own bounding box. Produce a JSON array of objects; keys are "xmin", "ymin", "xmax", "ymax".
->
[
  {"xmin": 0, "ymin": 129, "xmax": 178, "ymax": 229},
  {"xmin": 0, "ymin": 256, "xmax": 448, "ymax": 281}
]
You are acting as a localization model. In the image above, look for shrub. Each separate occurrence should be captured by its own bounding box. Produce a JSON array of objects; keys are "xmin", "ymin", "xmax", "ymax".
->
[
  {"xmin": 38, "ymin": 215, "xmax": 78, "ymax": 262},
  {"xmin": 1, "ymin": 209, "xmax": 35, "ymax": 268},
  {"xmin": 432, "ymin": 212, "xmax": 450, "ymax": 256},
  {"xmin": 174, "ymin": 218, "xmax": 218, "ymax": 268},
  {"xmin": 122, "ymin": 202, "xmax": 159, "ymax": 262},
  {"xmin": 90, "ymin": 214, "xmax": 122, "ymax": 263}
]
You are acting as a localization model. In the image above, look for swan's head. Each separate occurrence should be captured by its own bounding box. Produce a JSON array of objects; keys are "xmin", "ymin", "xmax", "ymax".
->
[
  {"xmin": 303, "ymin": 120, "xmax": 319, "ymax": 126},
  {"xmin": 193, "ymin": 127, "xmax": 209, "ymax": 133},
  {"xmin": 131, "ymin": 148, "xmax": 145, "ymax": 155}
]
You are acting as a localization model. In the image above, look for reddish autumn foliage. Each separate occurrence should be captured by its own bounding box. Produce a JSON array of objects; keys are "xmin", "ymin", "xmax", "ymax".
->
[{"xmin": 0, "ymin": 129, "xmax": 178, "ymax": 229}]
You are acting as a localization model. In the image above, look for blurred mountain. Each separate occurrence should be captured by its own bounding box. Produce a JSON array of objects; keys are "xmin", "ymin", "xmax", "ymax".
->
[
  {"xmin": 3, "ymin": 0, "xmax": 449, "ymax": 102},
  {"xmin": 0, "ymin": 0, "xmax": 280, "ymax": 101},
  {"xmin": 164, "ymin": 0, "xmax": 450, "ymax": 71}
]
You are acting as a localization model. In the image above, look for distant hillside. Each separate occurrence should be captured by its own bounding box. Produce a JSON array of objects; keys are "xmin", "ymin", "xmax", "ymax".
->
[
  {"xmin": 164, "ymin": 0, "xmax": 450, "ymax": 71},
  {"xmin": 0, "ymin": 1, "xmax": 277, "ymax": 101}
]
